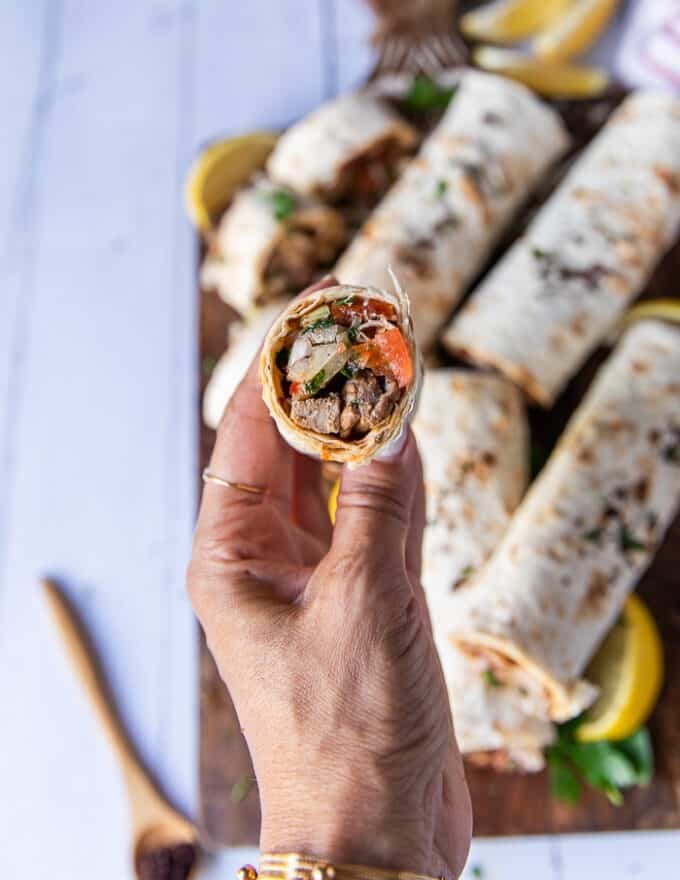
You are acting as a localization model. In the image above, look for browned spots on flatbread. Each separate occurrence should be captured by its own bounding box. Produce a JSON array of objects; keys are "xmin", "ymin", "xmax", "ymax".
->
[
  {"xmin": 653, "ymin": 165, "xmax": 680, "ymax": 195},
  {"xmin": 458, "ymin": 175, "xmax": 489, "ymax": 224},
  {"xmin": 632, "ymin": 359, "xmax": 650, "ymax": 374},
  {"xmin": 634, "ymin": 476, "xmax": 651, "ymax": 502},
  {"xmin": 570, "ymin": 314, "xmax": 588, "ymax": 337},
  {"xmin": 579, "ymin": 569, "xmax": 610, "ymax": 618}
]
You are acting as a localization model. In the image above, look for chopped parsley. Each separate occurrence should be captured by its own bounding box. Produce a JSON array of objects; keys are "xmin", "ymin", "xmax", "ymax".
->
[
  {"xmin": 532, "ymin": 247, "xmax": 549, "ymax": 260},
  {"xmin": 460, "ymin": 564, "xmax": 475, "ymax": 579},
  {"xmin": 347, "ymin": 323, "xmax": 359, "ymax": 344},
  {"xmin": 404, "ymin": 75, "xmax": 458, "ymax": 112},
  {"xmin": 470, "ymin": 866, "xmax": 485, "ymax": 879},
  {"xmin": 583, "ymin": 527, "xmax": 603, "ymax": 543},
  {"xmin": 304, "ymin": 369, "xmax": 326, "ymax": 396},
  {"xmin": 483, "ymin": 669, "xmax": 502, "ymax": 688},
  {"xmin": 341, "ymin": 361, "xmax": 358, "ymax": 379},
  {"xmin": 548, "ymin": 722, "xmax": 653, "ymax": 806},
  {"xmin": 619, "ymin": 525, "xmax": 646, "ymax": 554},
  {"xmin": 663, "ymin": 443, "xmax": 680, "ymax": 464},
  {"xmin": 435, "ymin": 179, "xmax": 448, "ymax": 198},
  {"xmin": 301, "ymin": 317, "xmax": 335, "ymax": 334},
  {"xmin": 264, "ymin": 189, "xmax": 296, "ymax": 221}
]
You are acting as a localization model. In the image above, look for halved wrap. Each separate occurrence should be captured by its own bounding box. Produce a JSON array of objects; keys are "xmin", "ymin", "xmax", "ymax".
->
[
  {"xmin": 203, "ymin": 300, "xmax": 288, "ymax": 430},
  {"xmin": 413, "ymin": 369, "xmax": 553, "ymax": 770},
  {"xmin": 335, "ymin": 70, "xmax": 570, "ymax": 351},
  {"xmin": 200, "ymin": 176, "xmax": 346, "ymax": 315},
  {"xmin": 449, "ymin": 320, "xmax": 680, "ymax": 723},
  {"xmin": 266, "ymin": 92, "xmax": 418, "ymax": 204},
  {"xmin": 443, "ymin": 91, "xmax": 680, "ymax": 406},
  {"xmin": 259, "ymin": 283, "xmax": 421, "ymax": 466}
]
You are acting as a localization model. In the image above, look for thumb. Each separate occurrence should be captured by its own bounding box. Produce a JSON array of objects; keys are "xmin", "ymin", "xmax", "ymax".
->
[{"xmin": 332, "ymin": 429, "xmax": 419, "ymax": 568}]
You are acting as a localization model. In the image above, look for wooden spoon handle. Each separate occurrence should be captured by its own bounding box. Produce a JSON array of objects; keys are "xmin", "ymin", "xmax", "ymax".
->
[{"xmin": 41, "ymin": 578, "xmax": 144, "ymax": 780}]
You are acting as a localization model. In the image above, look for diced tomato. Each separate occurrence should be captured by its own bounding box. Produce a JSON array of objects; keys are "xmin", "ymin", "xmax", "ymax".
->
[
  {"xmin": 330, "ymin": 297, "xmax": 397, "ymax": 326},
  {"xmin": 290, "ymin": 381, "xmax": 301, "ymax": 396},
  {"xmin": 355, "ymin": 328, "xmax": 413, "ymax": 389}
]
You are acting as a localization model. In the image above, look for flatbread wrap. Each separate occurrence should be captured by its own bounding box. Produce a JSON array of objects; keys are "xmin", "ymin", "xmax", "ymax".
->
[
  {"xmin": 449, "ymin": 320, "xmax": 680, "ymax": 722},
  {"xmin": 200, "ymin": 177, "xmax": 346, "ymax": 315},
  {"xmin": 335, "ymin": 70, "xmax": 570, "ymax": 351},
  {"xmin": 266, "ymin": 92, "xmax": 418, "ymax": 204},
  {"xmin": 259, "ymin": 283, "xmax": 421, "ymax": 466},
  {"xmin": 442, "ymin": 91, "xmax": 680, "ymax": 406},
  {"xmin": 203, "ymin": 300, "xmax": 288, "ymax": 430},
  {"xmin": 413, "ymin": 369, "xmax": 553, "ymax": 770}
]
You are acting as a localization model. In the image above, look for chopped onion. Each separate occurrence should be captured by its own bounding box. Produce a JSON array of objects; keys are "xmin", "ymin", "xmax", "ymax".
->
[{"xmin": 288, "ymin": 334, "xmax": 312, "ymax": 368}]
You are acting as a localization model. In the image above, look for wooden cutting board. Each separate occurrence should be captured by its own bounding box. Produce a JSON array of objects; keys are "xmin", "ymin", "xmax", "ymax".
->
[{"xmin": 197, "ymin": 92, "xmax": 680, "ymax": 845}]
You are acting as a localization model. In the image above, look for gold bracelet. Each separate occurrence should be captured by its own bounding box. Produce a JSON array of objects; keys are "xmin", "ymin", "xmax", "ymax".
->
[{"xmin": 237, "ymin": 853, "xmax": 447, "ymax": 880}]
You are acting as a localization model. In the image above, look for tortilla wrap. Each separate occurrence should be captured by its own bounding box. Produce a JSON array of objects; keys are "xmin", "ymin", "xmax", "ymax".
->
[
  {"xmin": 412, "ymin": 369, "xmax": 552, "ymax": 769},
  {"xmin": 450, "ymin": 320, "xmax": 680, "ymax": 722},
  {"xmin": 200, "ymin": 177, "xmax": 346, "ymax": 315},
  {"xmin": 203, "ymin": 300, "xmax": 288, "ymax": 430},
  {"xmin": 260, "ymin": 283, "xmax": 421, "ymax": 467},
  {"xmin": 443, "ymin": 91, "xmax": 680, "ymax": 406},
  {"xmin": 335, "ymin": 70, "xmax": 570, "ymax": 352},
  {"xmin": 266, "ymin": 92, "xmax": 418, "ymax": 200}
]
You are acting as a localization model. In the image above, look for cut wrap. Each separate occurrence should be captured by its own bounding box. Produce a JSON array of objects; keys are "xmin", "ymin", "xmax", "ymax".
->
[
  {"xmin": 200, "ymin": 177, "xmax": 346, "ymax": 315},
  {"xmin": 203, "ymin": 300, "xmax": 288, "ymax": 430},
  {"xmin": 260, "ymin": 283, "xmax": 421, "ymax": 467},
  {"xmin": 449, "ymin": 320, "xmax": 680, "ymax": 722},
  {"xmin": 266, "ymin": 92, "xmax": 418, "ymax": 203},
  {"xmin": 413, "ymin": 369, "xmax": 553, "ymax": 770},
  {"xmin": 335, "ymin": 70, "xmax": 569, "ymax": 351},
  {"xmin": 443, "ymin": 91, "xmax": 680, "ymax": 406}
]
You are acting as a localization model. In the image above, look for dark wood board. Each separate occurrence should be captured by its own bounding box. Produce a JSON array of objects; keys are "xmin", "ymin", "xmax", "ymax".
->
[{"xmin": 197, "ymin": 90, "xmax": 680, "ymax": 845}]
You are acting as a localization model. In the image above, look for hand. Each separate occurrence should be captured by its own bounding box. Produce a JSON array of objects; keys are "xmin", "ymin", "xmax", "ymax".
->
[{"xmin": 188, "ymin": 282, "xmax": 472, "ymax": 878}]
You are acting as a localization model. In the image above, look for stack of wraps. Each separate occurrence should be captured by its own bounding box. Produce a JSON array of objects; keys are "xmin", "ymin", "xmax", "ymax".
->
[
  {"xmin": 443, "ymin": 91, "xmax": 680, "ymax": 406},
  {"xmin": 413, "ymin": 369, "xmax": 554, "ymax": 769},
  {"xmin": 449, "ymin": 320, "xmax": 680, "ymax": 723},
  {"xmin": 335, "ymin": 70, "xmax": 570, "ymax": 351}
]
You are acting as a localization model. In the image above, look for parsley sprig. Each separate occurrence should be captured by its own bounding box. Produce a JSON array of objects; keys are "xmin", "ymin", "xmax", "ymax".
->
[
  {"xmin": 404, "ymin": 75, "xmax": 458, "ymax": 112},
  {"xmin": 548, "ymin": 722, "xmax": 653, "ymax": 806}
]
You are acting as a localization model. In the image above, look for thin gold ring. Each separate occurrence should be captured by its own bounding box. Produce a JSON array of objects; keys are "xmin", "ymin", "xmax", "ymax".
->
[{"xmin": 201, "ymin": 468, "xmax": 266, "ymax": 495}]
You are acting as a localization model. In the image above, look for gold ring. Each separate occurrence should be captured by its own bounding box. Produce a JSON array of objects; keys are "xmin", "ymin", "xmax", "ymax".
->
[{"xmin": 202, "ymin": 468, "xmax": 266, "ymax": 495}]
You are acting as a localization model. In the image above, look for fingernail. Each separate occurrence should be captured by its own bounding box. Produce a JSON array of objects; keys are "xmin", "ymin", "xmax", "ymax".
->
[{"xmin": 375, "ymin": 429, "xmax": 408, "ymax": 461}]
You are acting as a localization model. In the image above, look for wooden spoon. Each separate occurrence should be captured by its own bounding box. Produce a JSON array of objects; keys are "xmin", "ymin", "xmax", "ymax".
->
[{"xmin": 42, "ymin": 578, "xmax": 200, "ymax": 879}]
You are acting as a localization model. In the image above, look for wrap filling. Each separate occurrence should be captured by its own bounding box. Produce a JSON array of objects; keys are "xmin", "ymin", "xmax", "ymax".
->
[{"xmin": 276, "ymin": 295, "xmax": 413, "ymax": 439}]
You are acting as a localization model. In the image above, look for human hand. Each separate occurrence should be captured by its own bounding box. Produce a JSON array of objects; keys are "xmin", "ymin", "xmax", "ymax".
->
[{"xmin": 188, "ymin": 281, "xmax": 472, "ymax": 878}]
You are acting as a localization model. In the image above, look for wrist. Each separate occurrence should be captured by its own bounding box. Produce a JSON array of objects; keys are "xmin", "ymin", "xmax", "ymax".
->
[{"xmin": 259, "ymin": 782, "xmax": 444, "ymax": 876}]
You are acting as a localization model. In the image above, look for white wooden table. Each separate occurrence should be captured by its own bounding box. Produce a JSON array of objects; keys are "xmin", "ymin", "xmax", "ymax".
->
[{"xmin": 0, "ymin": 2, "xmax": 677, "ymax": 878}]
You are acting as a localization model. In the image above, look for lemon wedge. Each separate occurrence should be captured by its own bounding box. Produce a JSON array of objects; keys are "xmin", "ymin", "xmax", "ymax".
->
[
  {"xmin": 622, "ymin": 299, "xmax": 680, "ymax": 330},
  {"xmin": 184, "ymin": 132, "xmax": 278, "ymax": 231},
  {"xmin": 577, "ymin": 595, "xmax": 664, "ymax": 743},
  {"xmin": 461, "ymin": 0, "xmax": 572, "ymax": 44},
  {"xmin": 328, "ymin": 478, "xmax": 340, "ymax": 525},
  {"xmin": 473, "ymin": 46, "xmax": 609, "ymax": 98},
  {"xmin": 533, "ymin": 0, "xmax": 621, "ymax": 63}
]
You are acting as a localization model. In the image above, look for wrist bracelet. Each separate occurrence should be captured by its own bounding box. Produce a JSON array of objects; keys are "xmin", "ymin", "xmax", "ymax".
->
[{"xmin": 237, "ymin": 853, "xmax": 448, "ymax": 880}]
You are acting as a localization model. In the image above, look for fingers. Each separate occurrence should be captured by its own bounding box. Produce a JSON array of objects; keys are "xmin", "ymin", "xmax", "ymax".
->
[
  {"xmin": 332, "ymin": 429, "xmax": 421, "ymax": 571},
  {"xmin": 292, "ymin": 455, "xmax": 332, "ymax": 547}
]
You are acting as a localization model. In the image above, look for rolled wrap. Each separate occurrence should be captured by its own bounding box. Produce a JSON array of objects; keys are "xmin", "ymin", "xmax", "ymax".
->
[
  {"xmin": 260, "ymin": 283, "xmax": 421, "ymax": 466},
  {"xmin": 413, "ymin": 370, "xmax": 553, "ymax": 769},
  {"xmin": 450, "ymin": 320, "xmax": 680, "ymax": 722},
  {"xmin": 200, "ymin": 177, "xmax": 346, "ymax": 316},
  {"xmin": 266, "ymin": 92, "xmax": 418, "ymax": 201},
  {"xmin": 443, "ymin": 91, "xmax": 680, "ymax": 406},
  {"xmin": 335, "ymin": 70, "xmax": 569, "ymax": 351}
]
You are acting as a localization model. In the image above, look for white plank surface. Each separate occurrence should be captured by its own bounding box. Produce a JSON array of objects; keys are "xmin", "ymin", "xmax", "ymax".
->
[{"xmin": 0, "ymin": 1, "xmax": 677, "ymax": 878}]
